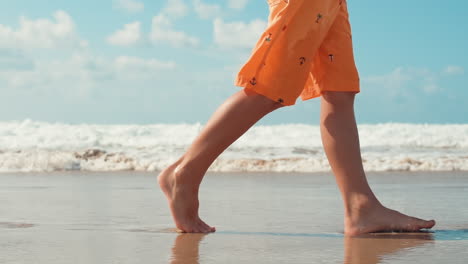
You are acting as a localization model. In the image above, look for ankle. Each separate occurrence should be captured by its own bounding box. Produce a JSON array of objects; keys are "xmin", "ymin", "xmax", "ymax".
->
[
  {"xmin": 172, "ymin": 161, "xmax": 203, "ymax": 189},
  {"xmin": 344, "ymin": 192, "xmax": 381, "ymax": 217}
]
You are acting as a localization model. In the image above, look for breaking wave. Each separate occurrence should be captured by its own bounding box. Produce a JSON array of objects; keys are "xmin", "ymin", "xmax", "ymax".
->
[{"xmin": 0, "ymin": 120, "xmax": 467, "ymax": 173}]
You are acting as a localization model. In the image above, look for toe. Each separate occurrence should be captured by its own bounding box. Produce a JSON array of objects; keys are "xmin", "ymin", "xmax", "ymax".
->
[
  {"xmin": 202, "ymin": 224, "xmax": 213, "ymax": 233},
  {"xmin": 204, "ymin": 222, "xmax": 215, "ymax": 232},
  {"xmin": 422, "ymin": 219, "xmax": 436, "ymax": 228},
  {"xmin": 198, "ymin": 220, "xmax": 214, "ymax": 233},
  {"xmin": 400, "ymin": 217, "xmax": 435, "ymax": 232},
  {"xmin": 412, "ymin": 217, "xmax": 435, "ymax": 229}
]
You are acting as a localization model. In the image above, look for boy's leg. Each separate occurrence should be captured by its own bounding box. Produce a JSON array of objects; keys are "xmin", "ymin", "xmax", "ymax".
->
[
  {"xmin": 320, "ymin": 91, "xmax": 436, "ymax": 235},
  {"xmin": 158, "ymin": 88, "xmax": 283, "ymax": 233}
]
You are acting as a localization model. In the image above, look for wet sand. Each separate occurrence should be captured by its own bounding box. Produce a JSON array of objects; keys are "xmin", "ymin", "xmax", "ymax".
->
[{"xmin": 1, "ymin": 171, "xmax": 468, "ymax": 263}]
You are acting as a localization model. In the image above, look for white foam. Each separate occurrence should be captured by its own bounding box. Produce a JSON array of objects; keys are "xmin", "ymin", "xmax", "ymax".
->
[{"xmin": 0, "ymin": 119, "xmax": 467, "ymax": 173}]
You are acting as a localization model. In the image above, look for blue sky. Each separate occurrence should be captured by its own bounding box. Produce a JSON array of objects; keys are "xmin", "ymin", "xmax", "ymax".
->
[{"xmin": 0, "ymin": 0, "xmax": 466, "ymax": 125}]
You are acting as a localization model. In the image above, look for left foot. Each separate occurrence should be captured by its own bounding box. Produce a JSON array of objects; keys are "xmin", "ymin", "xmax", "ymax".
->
[
  {"xmin": 344, "ymin": 199, "xmax": 436, "ymax": 236},
  {"xmin": 158, "ymin": 163, "xmax": 216, "ymax": 233}
]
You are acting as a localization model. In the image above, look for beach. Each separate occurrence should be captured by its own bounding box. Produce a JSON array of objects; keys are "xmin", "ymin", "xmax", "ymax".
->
[
  {"xmin": 1, "ymin": 171, "xmax": 467, "ymax": 263},
  {"xmin": 2, "ymin": 0, "xmax": 467, "ymax": 262}
]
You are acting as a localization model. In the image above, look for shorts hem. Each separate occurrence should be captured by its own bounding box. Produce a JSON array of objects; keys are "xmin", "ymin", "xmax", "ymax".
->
[
  {"xmin": 235, "ymin": 76, "xmax": 360, "ymax": 106},
  {"xmin": 234, "ymin": 77, "xmax": 296, "ymax": 106},
  {"xmin": 300, "ymin": 89, "xmax": 360, "ymax": 102},
  {"xmin": 301, "ymin": 78, "xmax": 360, "ymax": 101}
]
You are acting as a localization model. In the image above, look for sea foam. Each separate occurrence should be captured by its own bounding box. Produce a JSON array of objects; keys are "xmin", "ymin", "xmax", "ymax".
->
[{"xmin": 0, "ymin": 119, "xmax": 467, "ymax": 173}]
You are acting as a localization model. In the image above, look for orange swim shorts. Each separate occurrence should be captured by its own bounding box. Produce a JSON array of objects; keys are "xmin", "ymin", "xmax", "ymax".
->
[{"xmin": 234, "ymin": 0, "xmax": 360, "ymax": 106}]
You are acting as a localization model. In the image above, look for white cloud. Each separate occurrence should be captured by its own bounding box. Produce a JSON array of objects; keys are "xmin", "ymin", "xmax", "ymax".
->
[
  {"xmin": 0, "ymin": 11, "xmax": 86, "ymax": 50},
  {"xmin": 364, "ymin": 67, "xmax": 413, "ymax": 92},
  {"xmin": 443, "ymin": 65, "xmax": 464, "ymax": 76},
  {"xmin": 228, "ymin": 0, "xmax": 250, "ymax": 10},
  {"xmin": 113, "ymin": 0, "xmax": 144, "ymax": 13},
  {"xmin": 0, "ymin": 54, "xmax": 176, "ymax": 96},
  {"xmin": 107, "ymin": 22, "xmax": 142, "ymax": 46},
  {"xmin": 193, "ymin": 0, "xmax": 222, "ymax": 20},
  {"xmin": 162, "ymin": 0, "xmax": 189, "ymax": 18},
  {"xmin": 114, "ymin": 56, "xmax": 176, "ymax": 74},
  {"xmin": 109, "ymin": 0, "xmax": 199, "ymax": 48},
  {"xmin": 364, "ymin": 66, "xmax": 462, "ymax": 96},
  {"xmin": 213, "ymin": 18, "xmax": 267, "ymax": 49},
  {"xmin": 149, "ymin": 14, "xmax": 199, "ymax": 47}
]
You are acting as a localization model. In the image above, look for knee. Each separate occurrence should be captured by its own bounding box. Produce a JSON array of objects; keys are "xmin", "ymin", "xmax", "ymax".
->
[{"xmin": 321, "ymin": 91, "xmax": 356, "ymax": 106}]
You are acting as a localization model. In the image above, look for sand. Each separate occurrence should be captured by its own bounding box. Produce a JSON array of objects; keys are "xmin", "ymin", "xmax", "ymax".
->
[{"xmin": 1, "ymin": 171, "xmax": 467, "ymax": 263}]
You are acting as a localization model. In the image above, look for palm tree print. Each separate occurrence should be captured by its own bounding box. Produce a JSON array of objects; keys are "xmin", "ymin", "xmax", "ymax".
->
[
  {"xmin": 299, "ymin": 57, "xmax": 306, "ymax": 65},
  {"xmin": 316, "ymin": 13, "xmax": 323, "ymax": 23},
  {"xmin": 250, "ymin": 77, "xmax": 257, "ymax": 85}
]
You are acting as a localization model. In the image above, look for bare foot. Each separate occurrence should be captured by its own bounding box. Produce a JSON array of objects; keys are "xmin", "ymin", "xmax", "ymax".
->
[
  {"xmin": 157, "ymin": 163, "xmax": 216, "ymax": 233},
  {"xmin": 345, "ymin": 199, "xmax": 436, "ymax": 236}
]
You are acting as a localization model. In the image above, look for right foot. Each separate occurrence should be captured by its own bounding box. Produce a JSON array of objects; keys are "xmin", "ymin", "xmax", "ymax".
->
[
  {"xmin": 157, "ymin": 163, "xmax": 216, "ymax": 233},
  {"xmin": 344, "ymin": 197, "xmax": 436, "ymax": 236}
]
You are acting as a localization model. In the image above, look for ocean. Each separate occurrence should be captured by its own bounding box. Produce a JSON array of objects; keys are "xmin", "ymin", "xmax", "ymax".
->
[{"xmin": 0, "ymin": 119, "xmax": 467, "ymax": 173}]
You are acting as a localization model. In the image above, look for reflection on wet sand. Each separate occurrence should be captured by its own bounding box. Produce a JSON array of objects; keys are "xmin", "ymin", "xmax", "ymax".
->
[
  {"xmin": 344, "ymin": 232, "xmax": 434, "ymax": 264},
  {"xmin": 168, "ymin": 232, "xmax": 434, "ymax": 264},
  {"xmin": 170, "ymin": 233, "xmax": 207, "ymax": 264}
]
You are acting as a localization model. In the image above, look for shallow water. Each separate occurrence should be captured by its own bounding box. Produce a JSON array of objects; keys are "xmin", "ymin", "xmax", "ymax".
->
[{"xmin": 1, "ymin": 171, "xmax": 467, "ymax": 263}]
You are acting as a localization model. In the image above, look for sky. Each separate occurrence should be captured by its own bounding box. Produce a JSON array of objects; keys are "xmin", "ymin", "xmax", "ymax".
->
[{"xmin": 0, "ymin": 0, "xmax": 466, "ymax": 125}]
